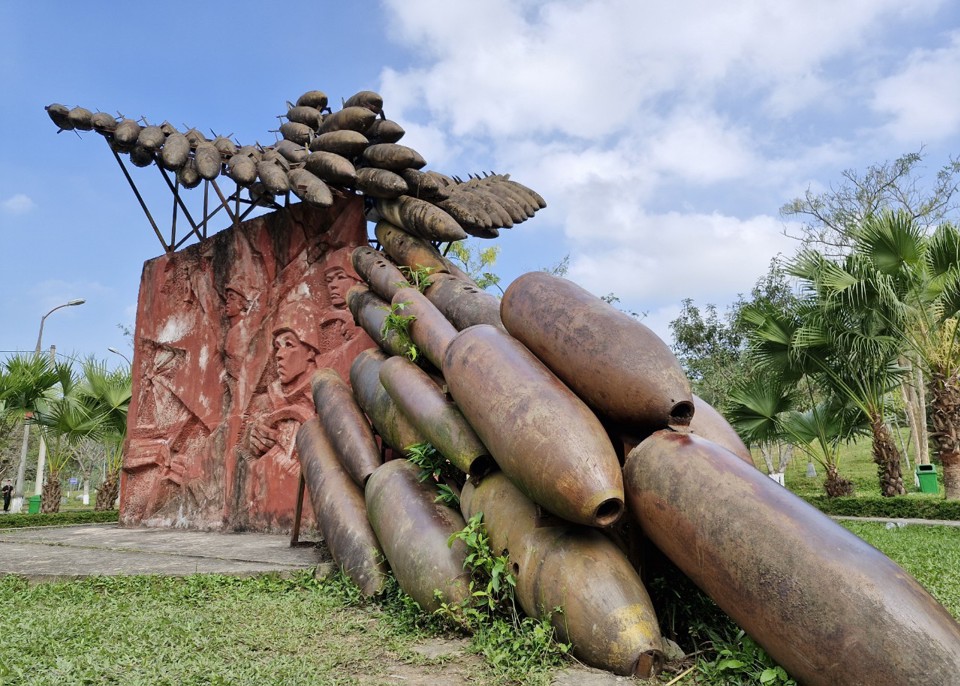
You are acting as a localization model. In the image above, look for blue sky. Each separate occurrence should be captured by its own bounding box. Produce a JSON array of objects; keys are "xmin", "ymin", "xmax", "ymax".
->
[{"xmin": 3, "ymin": 0, "xmax": 960, "ymax": 369}]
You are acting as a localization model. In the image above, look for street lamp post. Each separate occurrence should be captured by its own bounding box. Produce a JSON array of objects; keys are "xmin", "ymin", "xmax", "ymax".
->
[
  {"xmin": 11, "ymin": 299, "xmax": 85, "ymax": 513},
  {"xmin": 107, "ymin": 347, "xmax": 132, "ymax": 366}
]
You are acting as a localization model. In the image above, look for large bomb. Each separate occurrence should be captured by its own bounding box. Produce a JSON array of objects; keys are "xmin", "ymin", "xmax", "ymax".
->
[
  {"xmin": 349, "ymin": 349, "xmax": 427, "ymax": 455},
  {"xmin": 392, "ymin": 287, "xmax": 458, "ymax": 370},
  {"xmin": 462, "ymin": 473, "xmax": 663, "ymax": 678},
  {"xmin": 424, "ymin": 273, "xmax": 505, "ymax": 331},
  {"xmin": 375, "ymin": 221, "xmax": 474, "ymax": 283},
  {"xmin": 295, "ymin": 418, "xmax": 388, "ymax": 596},
  {"xmin": 379, "ymin": 355, "xmax": 494, "ymax": 479},
  {"xmin": 346, "ymin": 285, "xmax": 412, "ymax": 359},
  {"xmin": 444, "ymin": 324, "xmax": 623, "ymax": 527},
  {"xmin": 624, "ymin": 430, "xmax": 960, "ymax": 686},
  {"xmin": 501, "ymin": 272, "xmax": 693, "ymax": 435},
  {"xmin": 311, "ymin": 368, "xmax": 382, "ymax": 486},
  {"xmin": 365, "ymin": 459, "xmax": 470, "ymax": 612},
  {"xmin": 352, "ymin": 246, "xmax": 409, "ymax": 302}
]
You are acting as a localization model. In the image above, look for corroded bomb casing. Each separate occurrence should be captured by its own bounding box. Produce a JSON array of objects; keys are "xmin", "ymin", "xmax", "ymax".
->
[
  {"xmin": 624, "ymin": 431, "xmax": 960, "ymax": 686},
  {"xmin": 462, "ymin": 473, "xmax": 663, "ymax": 678},
  {"xmin": 295, "ymin": 418, "xmax": 388, "ymax": 596},
  {"xmin": 375, "ymin": 221, "xmax": 474, "ymax": 283},
  {"xmin": 349, "ymin": 349, "xmax": 427, "ymax": 455},
  {"xmin": 444, "ymin": 325, "xmax": 624, "ymax": 527},
  {"xmin": 501, "ymin": 272, "xmax": 693, "ymax": 433},
  {"xmin": 392, "ymin": 287, "xmax": 458, "ymax": 370},
  {"xmin": 365, "ymin": 459, "xmax": 470, "ymax": 612},
  {"xmin": 689, "ymin": 395, "xmax": 753, "ymax": 465},
  {"xmin": 346, "ymin": 285, "xmax": 410, "ymax": 359},
  {"xmin": 424, "ymin": 273, "xmax": 505, "ymax": 331},
  {"xmin": 352, "ymin": 246, "xmax": 409, "ymax": 302},
  {"xmin": 311, "ymin": 368, "xmax": 382, "ymax": 487},
  {"xmin": 379, "ymin": 356, "xmax": 494, "ymax": 479},
  {"xmin": 460, "ymin": 475, "xmax": 538, "ymax": 558}
]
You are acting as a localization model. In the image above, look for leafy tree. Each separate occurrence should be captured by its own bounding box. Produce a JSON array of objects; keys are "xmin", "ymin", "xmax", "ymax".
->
[
  {"xmin": 670, "ymin": 257, "xmax": 796, "ymax": 412},
  {"xmin": 447, "ymin": 241, "xmax": 502, "ymax": 292},
  {"xmin": 781, "ymin": 148, "xmax": 960, "ymax": 256}
]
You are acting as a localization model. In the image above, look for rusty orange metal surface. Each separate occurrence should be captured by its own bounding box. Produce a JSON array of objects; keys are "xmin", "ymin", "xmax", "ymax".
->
[
  {"xmin": 500, "ymin": 272, "xmax": 693, "ymax": 434},
  {"xmin": 444, "ymin": 324, "xmax": 623, "ymax": 527},
  {"xmin": 392, "ymin": 286, "xmax": 458, "ymax": 370},
  {"xmin": 310, "ymin": 368, "xmax": 382, "ymax": 486},
  {"xmin": 462, "ymin": 473, "xmax": 663, "ymax": 678},
  {"xmin": 365, "ymin": 459, "xmax": 470, "ymax": 612},
  {"xmin": 375, "ymin": 220, "xmax": 474, "ymax": 283},
  {"xmin": 295, "ymin": 417, "xmax": 388, "ymax": 596},
  {"xmin": 624, "ymin": 430, "xmax": 960, "ymax": 686},
  {"xmin": 351, "ymin": 245, "xmax": 410, "ymax": 302},
  {"xmin": 379, "ymin": 355, "xmax": 494, "ymax": 479},
  {"xmin": 688, "ymin": 394, "xmax": 753, "ymax": 465},
  {"xmin": 424, "ymin": 272, "xmax": 506, "ymax": 331},
  {"xmin": 349, "ymin": 349, "xmax": 427, "ymax": 455}
]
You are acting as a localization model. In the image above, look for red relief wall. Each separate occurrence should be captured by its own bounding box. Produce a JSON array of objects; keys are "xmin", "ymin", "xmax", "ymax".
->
[{"xmin": 120, "ymin": 197, "xmax": 374, "ymax": 533}]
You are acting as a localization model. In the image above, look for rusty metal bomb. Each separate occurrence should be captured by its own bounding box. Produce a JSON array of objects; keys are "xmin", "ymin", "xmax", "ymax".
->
[
  {"xmin": 311, "ymin": 368, "xmax": 382, "ymax": 486},
  {"xmin": 688, "ymin": 394, "xmax": 753, "ymax": 464},
  {"xmin": 351, "ymin": 246, "xmax": 410, "ymax": 302},
  {"xmin": 424, "ymin": 273, "xmax": 505, "ymax": 331},
  {"xmin": 374, "ymin": 221, "xmax": 474, "ymax": 283},
  {"xmin": 501, "ymin": 272, "xmax": 694, "ymax": 434},
  {"xmin": 346, "ymin": 285, "xmax": 412, "ymax": 359},
  {"xmin": 462, "ymin": 473, "xmax": 664, "ymax": 678},
  {"xmin": 392, "ymin": 287, "xmax": 458, "ymax": 371},
  {"xmin": 349, "ymin": 348, "xmax": 427, "ymax": 455},
  {"xmin": 295, "ymin": 417, "xmax": 389, "ymax": 596},
  {"xmin": 365, "ymin": 459, "xmax": 470, "ymax": 612},
  {"xmin": 443, "ymin": 324, "xmax": 624, "ymax": 527},
  {"xmin": 624, "ymin": 430, "xmax": 960, "ymax": 686},
  {"xmin": 379, "ymin": 355, "xmax": 494, "ymax": 479}
]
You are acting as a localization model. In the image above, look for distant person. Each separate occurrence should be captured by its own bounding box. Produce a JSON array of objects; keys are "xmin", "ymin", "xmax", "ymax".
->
[{"xmin": 1, "ymin": 479, "xmax": 12, "ymax": 513}]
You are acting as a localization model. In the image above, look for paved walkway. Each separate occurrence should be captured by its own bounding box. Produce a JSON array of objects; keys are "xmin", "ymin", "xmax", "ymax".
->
[
  {"xmin": 0, "ymin": 516, "xmax": 956, "ymax": 582},
  {"xmin": 0, "ymin": 523, "xmax": 328, "ymax": 579}
]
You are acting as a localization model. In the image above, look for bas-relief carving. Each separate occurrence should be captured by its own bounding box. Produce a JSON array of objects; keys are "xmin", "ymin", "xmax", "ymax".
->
[{"xmin": 120, "ymin": 198, "xmax": 374, "ymax": 533}]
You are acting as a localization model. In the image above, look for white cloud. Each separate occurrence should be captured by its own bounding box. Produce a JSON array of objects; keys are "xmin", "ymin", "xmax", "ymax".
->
[
  {"xmin": 872, "ymin": 31, "xmax": 960, "ymax": 142},
  {"xmin": 3, "ymin": 193, "xmax": 35, "ymax": 214},
  {"xmin": 566, "ymin": 211, "xmax": 797, "ymax": 307},
  {"xmin": 381, "ymin": 0, "xmax": 943, "ymax": 139}
]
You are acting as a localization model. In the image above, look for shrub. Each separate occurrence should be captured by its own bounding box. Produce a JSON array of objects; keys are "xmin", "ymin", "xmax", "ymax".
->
[{"xmin": 801, "ymin": 494, "xmax": 960, "ymax": 520}]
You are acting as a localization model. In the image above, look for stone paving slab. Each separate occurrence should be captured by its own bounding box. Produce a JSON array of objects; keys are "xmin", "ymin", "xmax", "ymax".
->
[{"xmin": 0, "ymin": 524, "xmax": 327, "ymax": 579}]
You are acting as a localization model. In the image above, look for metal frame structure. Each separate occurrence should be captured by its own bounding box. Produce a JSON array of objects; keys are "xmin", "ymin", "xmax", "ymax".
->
[{"xmin": 108, "ymin": 143, "xmax": 287, "ymax": 254}]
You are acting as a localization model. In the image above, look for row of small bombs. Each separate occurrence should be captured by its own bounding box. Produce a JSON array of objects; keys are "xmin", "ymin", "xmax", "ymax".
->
[
  {"xmin": 45, "ymin": 90, "xmax": 546, "ymax": 240},
  {"xmin": 293, "ymin": 222, "xmax": 755, "ymax": 678},
  {"xmin": 298, "ymin": 223, "xmax": 960, "ymax": 686}
]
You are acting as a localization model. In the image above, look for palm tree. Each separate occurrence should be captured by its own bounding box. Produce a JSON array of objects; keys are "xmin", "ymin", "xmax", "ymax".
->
[
  {"xmin": 0, "ymin": 354, "xmax": 60, "ymax": 512},
  {"xmin": 788, "ymin": 248, "xmax": 909, "ymax": 496},
  {"xmin": 840, "ymin": 213, "xmax": 960, "ymax": 498},
  {"xmin": 737, "ymin": 301, "xmax": 871, "ymax": 496},
  {"xmin": 30, "ymin": 361, "xmax": 103, "ymax": 513},
  {"xmin": 77, "ymin": 359, "xmax": 131, "ymax": 511},
  {"xmin": 728, "ymin": 370, "xmax": 869, "ymax": 497}
]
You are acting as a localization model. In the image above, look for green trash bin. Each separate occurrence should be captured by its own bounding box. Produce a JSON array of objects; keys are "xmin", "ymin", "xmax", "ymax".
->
[
  {"xmin": 27, "ymin": 495, "xmax": 41, "ymax": 514},
  {"xmin": 916, "ymin": 464, "xmax": 939, "ymax": 494}
]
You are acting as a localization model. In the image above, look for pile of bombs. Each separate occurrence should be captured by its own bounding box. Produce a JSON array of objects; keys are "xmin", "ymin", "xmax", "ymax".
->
[
  {"xmin": 45, "ymin": 91, "xmax": 544, "ymax": 241},
  {"xmin": 295, "ymin": 221, "xmax": 960, "ymax": 683}
]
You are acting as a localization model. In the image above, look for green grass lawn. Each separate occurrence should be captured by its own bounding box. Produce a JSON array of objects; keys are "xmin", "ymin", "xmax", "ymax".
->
[{"xmin": 759, "ymin": 430, "xmax": 946, "ymax": 501}]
